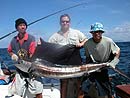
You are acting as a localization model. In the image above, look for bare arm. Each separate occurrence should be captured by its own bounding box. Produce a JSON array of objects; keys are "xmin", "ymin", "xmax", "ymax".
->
[
  {"xmin": 76, "ymin": 39, "xmax": 88, "ymax": 47},
  {"xmin": 115, "ymin": 47, "xmax": 120, "ymax": 58}
]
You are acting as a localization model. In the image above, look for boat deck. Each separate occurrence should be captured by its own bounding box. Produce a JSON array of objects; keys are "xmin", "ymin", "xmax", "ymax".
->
[{"xmin": 116, "ymin": 84, "xmax": 130, "ymax": 98}]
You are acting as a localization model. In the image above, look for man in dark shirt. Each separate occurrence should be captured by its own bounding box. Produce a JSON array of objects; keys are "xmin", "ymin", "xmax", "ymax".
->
[{"xmin": 8, "ymin": 18, "xmax": 43, "ymax": 98}]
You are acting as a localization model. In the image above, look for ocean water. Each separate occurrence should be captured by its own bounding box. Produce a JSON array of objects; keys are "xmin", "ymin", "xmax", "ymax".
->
[{"xmin": 0, "ymin": 42, "xmax": 130, "ymax": 84}]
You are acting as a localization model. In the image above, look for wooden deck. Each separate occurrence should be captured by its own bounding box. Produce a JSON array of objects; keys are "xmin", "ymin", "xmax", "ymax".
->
[{"xmin": 115, "ymin": 84, "xmax": 130, "ymax": 98}]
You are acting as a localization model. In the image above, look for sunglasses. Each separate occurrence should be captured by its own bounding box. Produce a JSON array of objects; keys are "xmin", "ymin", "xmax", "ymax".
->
[
  {"xmin": 61, "ymin": 21, "xmax": 70, "ymax": 23},
  {"xmin": 91, "ymin": 30, "xmax": 104, "ymax": 33}
]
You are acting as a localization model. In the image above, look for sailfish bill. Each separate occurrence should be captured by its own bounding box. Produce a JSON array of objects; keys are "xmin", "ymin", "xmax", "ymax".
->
[{"xmin": 15, "ymin": 60, "xmax": 107, "ymax": 79}]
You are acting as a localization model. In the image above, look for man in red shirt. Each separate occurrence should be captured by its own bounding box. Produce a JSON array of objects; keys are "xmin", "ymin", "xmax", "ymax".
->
[{"xmin": 7, "ymin": 18, "xmax": 43, "ymax": 98}]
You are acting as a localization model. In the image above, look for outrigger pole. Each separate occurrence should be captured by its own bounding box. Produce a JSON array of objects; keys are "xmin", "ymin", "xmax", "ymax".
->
[{"xmin": 0, "ymin": 2, "xmax": 87, "ymax": 40}]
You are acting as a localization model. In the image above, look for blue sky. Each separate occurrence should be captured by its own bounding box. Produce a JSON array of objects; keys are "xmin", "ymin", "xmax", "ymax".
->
[{"xmin": 0, "ymin": 0, "xmax": 130, "ymax": 48}]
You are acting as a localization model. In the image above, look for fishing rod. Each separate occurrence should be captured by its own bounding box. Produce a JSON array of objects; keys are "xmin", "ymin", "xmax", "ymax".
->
[{"xmin": 0, "ymin": 2, "xmax": 87, "ymax": 40}]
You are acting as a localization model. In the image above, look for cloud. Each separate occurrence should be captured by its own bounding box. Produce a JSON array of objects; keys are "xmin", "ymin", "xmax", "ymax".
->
[
  {"xmin": 113, "ymin": 22, "xmax": 130, "ymax": 33},
  {"xmin": 105, "ymin": 22, "xmax": 130, "ymax": 42},
  {"xmin": 111, "ymin": 10, "xmax": 122, "ymax": 14}
]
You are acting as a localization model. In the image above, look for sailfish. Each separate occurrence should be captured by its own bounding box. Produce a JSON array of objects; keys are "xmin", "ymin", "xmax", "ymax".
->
[{"xmin": 15, "ymin": 38, "xmax": 107, "ymax": 79}]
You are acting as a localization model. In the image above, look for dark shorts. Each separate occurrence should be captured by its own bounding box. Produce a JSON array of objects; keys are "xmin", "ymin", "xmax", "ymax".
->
[{"xmin": 82, "ymin": 69, "xmax": 112, "ymax": 96}]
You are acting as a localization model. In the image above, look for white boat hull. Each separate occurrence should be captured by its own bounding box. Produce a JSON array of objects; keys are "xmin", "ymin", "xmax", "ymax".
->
[{"xmin": 0, "ymin": 83, "xmax": 60, "ymax": 98}]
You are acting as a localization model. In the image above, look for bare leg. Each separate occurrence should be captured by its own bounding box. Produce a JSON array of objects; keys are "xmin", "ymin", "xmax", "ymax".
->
[
  {"xmin": 36, "ymin": 93, "xmax": 42, "ymax": 98},
  {"xmin": 108, "ymin": 95, "xmax": 114, "ymax": 98},
  {"xmin": 77, "ymin": 80, "xmax": 84, "ymax": 98},
  {"xmin": 60, "ymin": 79, "xmax": 67, "ymax": 98}
]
